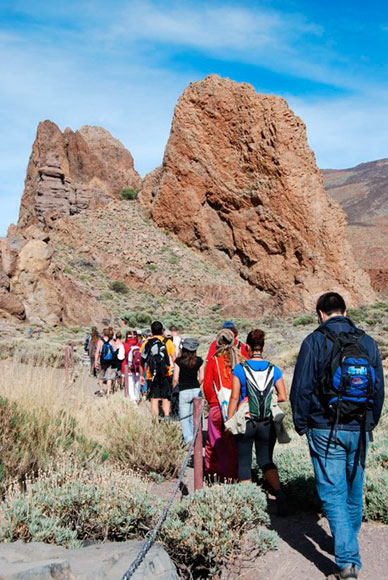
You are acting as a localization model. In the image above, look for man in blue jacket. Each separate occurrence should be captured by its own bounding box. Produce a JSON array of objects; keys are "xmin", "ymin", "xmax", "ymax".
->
[{"xmin": 290, "ymin": 292, "xmax": 384, "ymax": 580}]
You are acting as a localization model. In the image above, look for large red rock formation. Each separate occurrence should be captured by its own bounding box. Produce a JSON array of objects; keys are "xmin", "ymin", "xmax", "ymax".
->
[
  {"xmin": 140, "ymin": 75, "xmax": 373, "ymax": 310},
  {"xmin": 18, "ymin": 121, "xmax": 141, "ymax": 228}
]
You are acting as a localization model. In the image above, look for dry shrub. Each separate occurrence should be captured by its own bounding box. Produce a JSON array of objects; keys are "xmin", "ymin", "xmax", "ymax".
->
[
  {"xmin": 162, "ymin": 483, "xmax": 278, "ymax": 578},
  {"xmin": 106, "ymin": 406, "xmax": 185, "ymax": 477},
  {"xmin": 0, "ymin": 396, "xmax": 97, "ymax": 492},
  {"xmin": 0, "ymin": 359, "xmax": 184, "ymax": 479},
  {"xmin": 0, "ymin": 459, "xmax": 157, "ymax": 547}
]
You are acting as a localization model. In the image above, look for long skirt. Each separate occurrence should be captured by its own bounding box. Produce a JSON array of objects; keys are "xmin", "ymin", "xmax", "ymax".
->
[{"xmin": 205, "ymin": 405, "xmax": 238, "ymax": 482}]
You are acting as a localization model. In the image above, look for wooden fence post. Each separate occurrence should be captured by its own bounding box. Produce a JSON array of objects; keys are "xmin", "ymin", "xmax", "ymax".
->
[
  {"xmin": 124, "ymin": 365, "xmax": 129, "ymax": 398},
  {"xmin": 193, "ymin": 397, "xmax": 203, "ymax": 491}
]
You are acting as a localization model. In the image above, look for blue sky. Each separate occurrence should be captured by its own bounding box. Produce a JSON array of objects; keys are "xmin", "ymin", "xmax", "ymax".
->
[{"xmin": 1, "ymin": 0, "xmax": 387, "ymax": 235}]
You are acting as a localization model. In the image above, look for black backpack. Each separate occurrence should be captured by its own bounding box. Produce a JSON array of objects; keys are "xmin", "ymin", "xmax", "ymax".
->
[
  {"xmin": 144, "ymin": 337, "xmax": 170, "ymax": 381},
  {"xmin": 317, "ymin": 326, "xmax": 376, "ymax": 425}
]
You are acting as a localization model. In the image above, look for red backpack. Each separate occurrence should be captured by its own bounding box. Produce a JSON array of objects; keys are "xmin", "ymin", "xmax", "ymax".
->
[{"xmin": 129, "ymin": 345, "xmax": 141, "ymax": 373}]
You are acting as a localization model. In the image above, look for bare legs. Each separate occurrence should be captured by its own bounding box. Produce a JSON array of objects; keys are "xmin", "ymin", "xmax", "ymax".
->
[{"xmin": 150, "ymin": 398, "xmax": 171, "ymax": 421}]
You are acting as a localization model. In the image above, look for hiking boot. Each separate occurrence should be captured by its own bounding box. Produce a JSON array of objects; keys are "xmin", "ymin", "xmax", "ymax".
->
[
  {"xmin": 274, "ymin": 490, "xmax": 289, "ymax": 516},
  {"xmin": 327, "ymin": 564, "xmax": 359, "ymax": 579}
]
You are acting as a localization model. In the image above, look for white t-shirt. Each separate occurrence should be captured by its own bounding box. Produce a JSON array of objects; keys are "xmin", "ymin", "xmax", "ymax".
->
[
  {"xmin": 116, "ymin": 343, "xmax": 125, "ymax": 361},
  {"xmin": 173, "ymin": 335, "xmax": 182, "ymax": 354}
]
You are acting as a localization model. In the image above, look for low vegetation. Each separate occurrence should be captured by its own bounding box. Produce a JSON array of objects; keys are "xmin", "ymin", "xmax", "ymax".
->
[
  {"xmin": 0, "ymin": 361, "xmax": 184, "ymax": 486},
  {"xmin": 109, "ymin": 280, "xmax": 129, "ymax": 294},
  {"xmin": 0, "ymin": 461, "xmax": 157, "ymax": 547},
  {"xmin": 0, "ymin": 463, "xmax": 278, "ymax": 578},
  {"xmin": 120, "ymin": 188, "xmax": 139, "ymax": 200},
  {"xmin": 163, "ymin": 484, "xmax": 278, "ymax": 578}
]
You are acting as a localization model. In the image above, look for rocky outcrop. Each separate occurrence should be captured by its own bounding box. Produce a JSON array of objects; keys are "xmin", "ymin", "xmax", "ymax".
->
[
  {"xmin": 18, "ymin": 121, "xmax": 140, "ymax": 228},
  {"xmin": 0, "ymin": 540, "xmax": 178, "ymax": 579},
  {"xmin": 141, "ymin": 75, "xmax": 373, "ymax": 310},
  {"xmin": 0, "ymin": 230, "xmax": 108, "ymax": 326}
]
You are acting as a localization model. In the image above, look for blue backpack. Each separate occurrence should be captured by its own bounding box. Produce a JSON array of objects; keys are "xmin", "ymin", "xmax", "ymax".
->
[
  {"xmin": 100, "ymin": 338, "xmax": 114, "ymax": 364},
  {"xmin": 318, "ymin": 326, "xmax": 376, "ymax": 423}
]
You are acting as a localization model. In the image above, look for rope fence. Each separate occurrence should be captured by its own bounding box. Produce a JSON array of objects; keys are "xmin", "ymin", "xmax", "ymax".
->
[{"xmin": 121, "ymin": 397, "xmax": 204, "ymax": 580}]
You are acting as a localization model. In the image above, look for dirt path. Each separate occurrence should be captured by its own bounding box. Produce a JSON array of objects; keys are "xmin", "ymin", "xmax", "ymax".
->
[{"xmin": 240, "ymin": 510, "xmax": 388, "ymax": 579}]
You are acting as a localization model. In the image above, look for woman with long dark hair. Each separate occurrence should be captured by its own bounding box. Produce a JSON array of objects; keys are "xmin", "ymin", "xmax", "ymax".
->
[
  {"xmin": 203, "ymin": 328, "xmax": 242, "ymax": 481},
  {"xmin": 228, "ymin": 328, "xmax": 288, "ymax": 514},
  {"xmin": 88, "ymin": 327, "xmax": 99, "ymax": 377},
  {"xmin": 173, "ymin": 338, "xmax": 204, "ymax": 443}
]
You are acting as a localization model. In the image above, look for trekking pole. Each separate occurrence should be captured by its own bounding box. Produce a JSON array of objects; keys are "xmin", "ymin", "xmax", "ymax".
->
[
  {"xmin": 124, "ymin": 365, "xmax": 129, "ymax": 398},
  {"xmin": 193, "ymin": 397, "xmax": 203, "ymax": 491}
]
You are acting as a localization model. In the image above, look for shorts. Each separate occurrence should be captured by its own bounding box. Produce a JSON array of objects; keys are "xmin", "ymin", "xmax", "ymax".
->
[
  {"xmin": 149, "ymin": 377, "xmax": 171, "ymax": 399},
  {"xmin": 97, "ymin": 365, "xmax": 117, "ymax": 381}
]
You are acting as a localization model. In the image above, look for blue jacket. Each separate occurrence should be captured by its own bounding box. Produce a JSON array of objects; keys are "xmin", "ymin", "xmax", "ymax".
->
[{"xmin": 290, "ymin": 316, "xmax": 384, "ymax": 435}]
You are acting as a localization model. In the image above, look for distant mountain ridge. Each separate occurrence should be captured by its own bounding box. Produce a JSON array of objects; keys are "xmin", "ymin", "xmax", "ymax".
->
[{"xmin": 323, "ymin": 159, "xmax": 388, "ymax": 291}]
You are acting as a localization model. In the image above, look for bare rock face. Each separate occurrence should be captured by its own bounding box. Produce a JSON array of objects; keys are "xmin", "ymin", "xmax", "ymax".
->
[
  {"xmin": 18, "ymin": 121, "xmax": 141, "ymax": 228},
  {"xmin": 323, "ymin": 159, "xmax": 388, "ymax": 292},
  {"xmin": 0, "ymin": 232, "xmax": 108, "ymax": 326},
  {"xmin": 141, "ymin": 75, "xmax": 373, "ymax": 310}
]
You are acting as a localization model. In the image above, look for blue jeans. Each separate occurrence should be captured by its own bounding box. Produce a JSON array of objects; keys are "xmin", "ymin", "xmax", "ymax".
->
[
  {"xmin": 179, "ymin": 388, "xmax": 201, "ymax": 444},
  {"xmin": 307, "ymin": 428, "xmax": 368, "ymax": 571}
]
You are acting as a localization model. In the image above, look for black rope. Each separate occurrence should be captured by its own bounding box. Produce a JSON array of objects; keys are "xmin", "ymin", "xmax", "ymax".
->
[{"xmin": 122, "ymin": 403, "xmax": 203, "ymax": 579}]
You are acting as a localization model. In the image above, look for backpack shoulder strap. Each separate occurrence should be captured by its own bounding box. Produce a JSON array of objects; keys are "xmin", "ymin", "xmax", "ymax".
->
[
  {"xmin": 316, "ymin": 325, "xmax": 336, "ymax": 343},
  {"xmin": 242, "ymin": 361, "xmax": 274, "ymax": 387}
]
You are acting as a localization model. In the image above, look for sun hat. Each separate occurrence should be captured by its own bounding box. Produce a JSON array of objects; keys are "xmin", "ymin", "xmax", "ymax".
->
[{"xmin": 182, "ymin": 338, "xmax": 199, "ymax": 352}]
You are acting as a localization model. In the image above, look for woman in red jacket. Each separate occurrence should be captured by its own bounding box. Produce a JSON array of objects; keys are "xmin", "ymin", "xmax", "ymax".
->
[{"xmin": 203, "ymin": 329, "xmax": 243, "ymax": 481}]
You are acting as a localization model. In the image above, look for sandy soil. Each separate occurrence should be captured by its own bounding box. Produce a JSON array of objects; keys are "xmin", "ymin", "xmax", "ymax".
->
[{"xmin": 235, "ymin": 508, "xmax": 388, "ymax": 579}]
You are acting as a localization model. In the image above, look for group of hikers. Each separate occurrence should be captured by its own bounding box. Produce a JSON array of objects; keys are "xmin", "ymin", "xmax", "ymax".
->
[{"xmin": 85, "ymin": 292, "xmax": 384, "ymax": 580}]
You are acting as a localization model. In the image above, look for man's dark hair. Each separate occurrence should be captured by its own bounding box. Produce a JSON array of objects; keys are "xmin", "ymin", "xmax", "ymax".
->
[
  {"xmin": 316, "ymin": 292, "xmax": 346, "ymax": 317},
  {"xmin": 170, "ymin": 325, "xmax": 178, "ymax": 331},
  {"xmin": 151, "ymin": 321, "xmax": 163, "ymax": 335}
]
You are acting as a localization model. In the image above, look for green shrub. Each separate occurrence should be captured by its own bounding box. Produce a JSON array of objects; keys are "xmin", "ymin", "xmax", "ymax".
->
[
  {"xmin": 135, "ymin": 311, "xmax": 152, "ymax": 324},
  {"xmin": 63, "ymin": 266, "xmax": 74, "ymax": 276},
  {"xmin": 347, "ymin": 306, "xmax": 368, "ymax": 324},
  {"xmin": 121, "ymin": 313, "xmax": 137, "ymax": 326},
  {"xmin": 364, "ymin": 467, "xmax": 388, "ymax": 523},
  {"xmin": 110, "ymin": 280, "xmax": 129, "ymax": 295},
  {"xmin": 162, "ymin": 484, "xmax": 278, "ymax": 578},
  {"xmin": 101, "ymin": 291, "xmax": 114, "ymax": 300},
  {"xmin": 146, "ymin": 263, "xmax": 157, "ymax": 272},
  {"xmin": 292, "ymin": 314, "xmax": 314, "ymax": 327},
  {"xmin": 121, "ymin": 188, "xmax": 139, "ymax": 200},
  {"xmin": 275, "ymin": 446, "xmax": 320, "ymax": 511},
  {"xmin": 0, "ymin": 464, "xmax": 158, "ymax": 547},
  {"xmin": 168, "ymin": 255, "xmax": 180, "ymax": 264}
]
